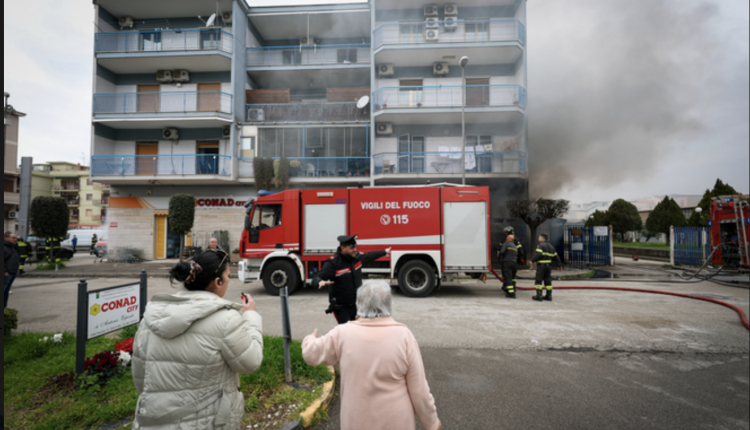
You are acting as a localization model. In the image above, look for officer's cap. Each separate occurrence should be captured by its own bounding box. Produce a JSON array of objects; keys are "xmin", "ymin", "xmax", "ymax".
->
[{"xmin": 338, "ymin": 235, "xmax": 358, "ymax": 247}]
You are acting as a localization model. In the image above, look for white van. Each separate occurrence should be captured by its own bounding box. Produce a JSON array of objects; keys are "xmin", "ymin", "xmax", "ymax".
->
[{"xmin": 62, "ymin": 229, "xmax": 106, "ymax": 252}]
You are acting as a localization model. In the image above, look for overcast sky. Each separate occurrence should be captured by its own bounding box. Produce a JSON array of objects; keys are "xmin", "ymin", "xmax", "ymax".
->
[{"xmin": 4, "ymin": 0, "xmax": 748, "ymax": 203}]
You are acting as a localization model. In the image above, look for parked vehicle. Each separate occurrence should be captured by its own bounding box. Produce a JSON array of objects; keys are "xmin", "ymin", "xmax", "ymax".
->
[
  {"xmin": 26, "ymin": 237, "xmax": 76, "ymax": 261},
  {"xmin": 238, "ymin": 186, "xmax": 491, "ymax": 297},
  {"xmin": 61, "ymin": 229, "xmax": 106, "ymax": 252},
  {"xmin": 94, "ymin": 239, "xmax": 108, "ymax": 258}
]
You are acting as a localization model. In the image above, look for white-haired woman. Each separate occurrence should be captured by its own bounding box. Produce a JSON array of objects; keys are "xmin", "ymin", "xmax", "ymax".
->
[{"xmin": 302, "ymin": 280, "xmax": 441, "ymax": 430}]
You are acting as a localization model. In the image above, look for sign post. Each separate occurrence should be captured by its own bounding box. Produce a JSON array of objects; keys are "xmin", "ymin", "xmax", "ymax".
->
[
  {"xmin": 75, "ymin": 270, "xmax": 147, "ymax": 375},
  {"xmin": 280, "ymin": 286, "xmax": 293, "ymax": 383}
]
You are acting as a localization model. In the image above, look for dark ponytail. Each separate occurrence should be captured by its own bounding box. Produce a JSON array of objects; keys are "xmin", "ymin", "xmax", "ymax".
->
[{"xmin": 169, "ymin": 251, "xmax": 229, "ymax": 291}]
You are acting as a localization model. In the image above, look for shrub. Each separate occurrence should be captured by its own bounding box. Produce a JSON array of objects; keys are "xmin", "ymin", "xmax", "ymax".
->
[{"xmin": 4, "ymin": 308, "xmax": 19, "ymax": 334}]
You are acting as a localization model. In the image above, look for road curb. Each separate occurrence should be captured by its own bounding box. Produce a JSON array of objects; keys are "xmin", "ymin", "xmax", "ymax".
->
[
  {"xmin": 299, "ymin": 366, "xmax": 336, "ymax": 428},
  {"xmin": 20, "ymin": 273, "xmax": 240, "ymax": 279}
]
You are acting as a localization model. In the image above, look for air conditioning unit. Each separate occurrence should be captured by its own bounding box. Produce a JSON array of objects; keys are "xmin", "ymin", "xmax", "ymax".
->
[
  {"xmin": 222, "ymin": 12, "xmax": 232, "ymax": 24},
  {"xmin": 300, "ymin": 36, "xmax": 315, "ymax": 46},
  {"xmin": 118, "ymin": 16, "xmax": 134, "ymax": 28},
  {"xmin": 425, "ymin": 17, "xmax": 439, "ymax": 29},
  {"xmin": 222, "ymin": 125, "xmax": 231, "ymax": 138},
  {"xmin": 444, "ymin": 4, "xmax": 458, "ymax": 16},
  {"xmin": 444, "ymin": 16, "xmax": 458, "ymax": 31},
  {"xmin": 433, "ymin": 62, "xmax": 449, "ymax": 76},
  {"xmin": 425, "ymin": 28, "xmax": 439, "ymax": 42},
  {"xmin": 377, "ymin": 64, "xmax": 395, "ymax": 77},
  {"xmin": 247, "ymin": 108, "xmax": 265, "ymax": 121},
  {"xmin": 163, "ymin": 128, "xmax": 179, "ymax": 140},
  {"xmin": 376, "ymin": 123, "xmax": 393, "ymax": 135},
  {"xmin": 156, "ymin": 70, "xmax": 173, "ymax": 83},
  {"xmin": 424, "ymin": 5, "xmax": 438, "ymax": 17},
  {"xmin": 172, "ymin": 69, "xmax": 190, "ymax": 83},
  {"xmin": 8, "ymin": 211, "xmax": 18, "ymax": 219}
]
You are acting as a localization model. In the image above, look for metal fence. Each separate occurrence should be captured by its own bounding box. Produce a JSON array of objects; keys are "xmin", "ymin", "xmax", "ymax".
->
[
  {"xmin": 565, "ymin": 226, "xmax": 612, "ymax": 265},
  {"xmin": 237, "ymin": 157, "xmax": 371, "ymax": 178},
  {"xmin": 246, "ymin": 102, "xmax": 368, "ymax": 123},
  {"xmin": 672, "ymin": 227, "xmax": 711, "ymax": 266},
  {"xmin": 372, "ymin": 151, "xmax": 526, "ymax": 175},
  {"xmin": 372, "ymin": 85, "xmax": 526, "ymax": 110},
  {"xmin": 95, "ymin": 28, "xmax": 233, "ymax": 54},
  {"xmin": 91, "ymin": 155, "xmax": 232, "ymax": 176},
  {"xmin": 373, "ymin": 19, "xmax": 525, "ymax": 47},
  {"xmin": 93, "ymin": 91, "xmax": 232, "ymax": 115},
  {"xmin": 246, "ymin": 44, "xmax": 371, "ymax": 67}
]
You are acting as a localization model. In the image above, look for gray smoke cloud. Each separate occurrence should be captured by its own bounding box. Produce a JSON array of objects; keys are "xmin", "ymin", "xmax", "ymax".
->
[{"xmin": 527, "ymin": 0, "xmax": 750, "ymax": 198}]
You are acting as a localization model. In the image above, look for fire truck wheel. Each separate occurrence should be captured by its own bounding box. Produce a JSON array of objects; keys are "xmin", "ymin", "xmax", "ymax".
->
[
  {"xmin": 398, "ymin": 260, "xmax": 436, "ymax": 298},
  {"xmin": 262, "ymin": 260, "xmax": 299, "ymax": 296}
]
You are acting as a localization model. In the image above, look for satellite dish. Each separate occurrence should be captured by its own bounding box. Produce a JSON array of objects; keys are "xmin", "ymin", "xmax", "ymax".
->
[
  {"xmin": 206, "ymin": 13, "xmax": 216, "ymax": 27},
  {"xmin": 356, "ymin": 95, "xmax": 370, "ymax": 109}
]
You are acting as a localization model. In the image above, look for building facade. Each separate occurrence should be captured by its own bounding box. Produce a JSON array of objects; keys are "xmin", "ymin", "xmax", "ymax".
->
[
  {"xmin": 4, "ymin": 104, "xmax": 26, "ymax": 232},
  {"xmin": 90, "ymin": 0, "xmax": 529, "ymax": 260},
  {"xmin": 30, "ymin": 162, "xmax": 110, "ymax": 228}
]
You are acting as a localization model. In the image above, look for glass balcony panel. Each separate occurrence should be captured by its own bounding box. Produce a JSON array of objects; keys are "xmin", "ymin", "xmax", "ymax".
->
[
  {"xmin": 374, "ymin": 19, "xmax": 525, "ymax": 47},
  {"xmin": 247, "ymin": 44, "xmax": 371, "ymax": 67},
  {"xmin": 373, "ymin": 151, "xmax": 527, "ymax": 175},
  {"xmin": 95, "ymin": 29, "xmax": 233, "ymax": 54},
  {"xmin": 91, "ymin": 155, "xmax": 232, "ymax": 177},
  {"xmin": 93, "ymin": 92, "xmax": 232, "ymax": 115},
  {"xmin": 373, "ymin": 85, "xmax": 525, "ymax": 110}
]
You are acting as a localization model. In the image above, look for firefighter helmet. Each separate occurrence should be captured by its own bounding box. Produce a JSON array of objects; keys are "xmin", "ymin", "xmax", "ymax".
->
[{"xmin": 504, "ymin": 226, "xmax": 514, "ymax": 235}]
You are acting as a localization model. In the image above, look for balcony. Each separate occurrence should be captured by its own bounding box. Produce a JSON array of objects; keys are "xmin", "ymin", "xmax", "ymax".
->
[
  {"xmin": 53, "ymin": 184, "xmax": 80, "ymax": 192},
  {"xmin": 65, "ymin": 198, "xmax": 81, "ymax": 206},
  {"xmin": 95, "ymin": 29, "xmax": 233, "ymax": 74},
  {"xmin": 372, "ymin": 151, "xmax": 527, "ymax": 177},
  {"xmin": 246, "ymin": 102, "xmax": 369, "ymax": 123},
  {"xmin": 238, "ymin": 157, "xmax": 371, "ymax": 181},
  {"xmin": 92, "ymin": 198, "xmax": 109, "ymax": 205},
  {"xmin": 92, "ymin": 215, "xmax": 102, "ymax": 221},
  {"xmin": 91, "ymin": 155, "xmax": 232, "ymax": 180},
  {"xmin": 92, "ymin": 91, "xmax": 232, "ymax": 128},
  {"xmin": 247, "ymin": 44, "xmax": 371, "ymax": 69},
  {"xmin": 373, "ymin": 19, "xmax": 525, "ymax": 48},
  {"xmin": 93, "ymin": 183, "xmax": 110, "ymax": 190}
]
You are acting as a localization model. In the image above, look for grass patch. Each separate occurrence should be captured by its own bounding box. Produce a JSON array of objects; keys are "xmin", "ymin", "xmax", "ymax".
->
[
  {"xmin": 33, "ymin": 261, "xmax": 68, "ymax": 271},
  {"xmin": 613, "ymin": 241, "xmax": 669, "ymax": 250},
  {"xmin": 4, "ymin": 329, "xmax": 332, "ymax": 430},
  {"xmin": 560, "ymin": 270, "xmax": 596, "ymax": 280}
]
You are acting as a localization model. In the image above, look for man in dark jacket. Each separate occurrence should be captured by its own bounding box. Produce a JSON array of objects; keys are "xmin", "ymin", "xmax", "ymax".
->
[
  {"xmin": 531, "ymin": 234, "xmax": 563, "ymax": 302},
  {"xmin": 498, "ymin": 234, "xmax": 519, "ymax": 298},
  {"xmin": 313, "ymin": 235, "xmax": 391, "ymax": 324},
  {"xmin": 4, "ymin": 231, "xmax": 20, "ymax": 308}
]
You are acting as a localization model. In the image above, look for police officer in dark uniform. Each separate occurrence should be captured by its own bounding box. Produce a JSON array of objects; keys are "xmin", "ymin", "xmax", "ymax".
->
[
  {"xmin": 498, "ymin": 234, "xmax": 519, "ymax": 298},
  {"xmin": 531, "ymin": 234, "xmax": 562, "ymax": 302},
  {"xmin": 312, "ymin": 235, "xmax": 391, "ymax": 324},
  {"xmin": 500, "ymin": 226, "xmax": 524, "ymax": 293}
]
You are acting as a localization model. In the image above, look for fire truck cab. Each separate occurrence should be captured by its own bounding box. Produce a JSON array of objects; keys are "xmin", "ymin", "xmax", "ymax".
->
[
  {"xmin": 238, "ymin": 185, "xmax": 491, "ymax": 297},
  {"xmin": 709, "ymin": 195, "xmax": 749, "ymax": 269}
]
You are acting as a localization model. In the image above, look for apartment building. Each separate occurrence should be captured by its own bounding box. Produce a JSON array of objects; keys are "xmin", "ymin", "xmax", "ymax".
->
[
  {"xmin": 90, "ymin": 0, "xmax": 528, "ymax": 259},
  {"xmin": 4, "ymin": 103, "xmax": 26, "ymax": 232},
  {"xmin": 30, "ymin": 162, "xmax": 110, "ymax": 228}
]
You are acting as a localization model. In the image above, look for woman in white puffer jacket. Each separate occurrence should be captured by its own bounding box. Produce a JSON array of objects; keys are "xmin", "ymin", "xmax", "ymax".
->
[{"xmin": 132, "ymin": 250, "xmax": 263, "ymax": 429}]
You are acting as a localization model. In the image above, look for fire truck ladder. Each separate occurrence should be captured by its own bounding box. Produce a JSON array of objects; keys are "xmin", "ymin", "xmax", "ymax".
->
[{"xmin": 734, "ymin": 196, "xmax": 750, "ymax": 268}]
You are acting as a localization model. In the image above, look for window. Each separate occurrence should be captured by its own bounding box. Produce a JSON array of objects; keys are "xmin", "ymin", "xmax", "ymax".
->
[
  {"xmin": 85, "ymin": 209, "xmax": 93, "ymax": 217},
  {"xmin": 337, "ymin": 48, "xmax": 357, "ymax": 63},
  {"xmin": 399, "ymin": 22, "xmax": 423, "ymax": 43},
  {"xmin": 260, "ymin": 205, "xmax": 282, "ymax": 230},
  {"xmin": 466, "ymin": 135, "xmax": 493, "ymax": 173},
  {"xmin": 282, "ymin": 50, "xmax": 302, "ymax": 65},
  {"xmin": 139, "ymin": 31, "xmax": 162, "ymax": 51},
  {"xmin": 465, "ymin": 20, "xmax": 489, "ymax": 42},
  {"xmin": 399, "ymin": 79, "xmax": 423, "ymax": 107},
  {"xmin": 86, "ymin": 194, "xmax": 93, "ymax": 201},
  {"xmin": 200, "ymin": 29, "xmax": 220, "ymax": 50},
  {"xmin": 241, "ymin": 137, "xmax": 256, "ymax": 158}
]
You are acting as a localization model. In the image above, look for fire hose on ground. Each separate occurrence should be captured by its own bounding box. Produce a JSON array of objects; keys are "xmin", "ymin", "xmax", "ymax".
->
[{"xmin": 487, "ymin": 267, "xmax": 750, "ymax": 331}]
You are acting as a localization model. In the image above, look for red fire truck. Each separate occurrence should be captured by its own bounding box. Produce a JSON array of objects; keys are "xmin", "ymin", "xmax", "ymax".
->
[
  {"xmin": 238, "ymin": 185, "xmax": 491, "ymax": 297},
  {"xmin": 709, "ymin": 195, "xmax": 749, "ymax": 269}
]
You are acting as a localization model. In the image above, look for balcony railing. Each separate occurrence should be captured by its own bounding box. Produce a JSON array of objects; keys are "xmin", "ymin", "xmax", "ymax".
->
[
  {"xmin": 373, "ymin": 151, "xmax": 527, "ymax": 175},
  {"xmin": 53, "ymin": 184, "xmax": 80, "ymax": 191},
  {"xmin": 91, "ymin": 155, "xmax": 232, "ymax": 177},
  {"xmin": 92, "ymin": 215, "xmax": 102, "ymax": 221},
  {"xmin": 65, "ymin": 198, "xmax": 81, "ymax": 206},
  {"xmin": 246, "ymin": 102, "xmax": 369, "ymax": 123},
  {"xmin": 247, "ymin": 44, "xmax": 371, "ymax": 67},
  {"xmin": 93, "ymin": 91, "xmax": 232, "ymax": 115},
  {"xmin": 95, "ymin": 28, "xmax": 233, "ymax": 54},
  {"xmin": 94, "ymin": 183, "xmax": 110, "ymax": 189},
  {"xmin": 238, "ymin": 157, "xmax": 371, "ymax": 178},
  {"xmin": 372, "ymin": 85, "xmax": 526, "ymax": 110},
  {"xmin": 373, "ymin": 19, "xmax": 525, "ymax": 47}
]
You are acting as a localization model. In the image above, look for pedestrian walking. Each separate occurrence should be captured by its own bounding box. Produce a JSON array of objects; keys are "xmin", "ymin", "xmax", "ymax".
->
[
  {"xmin": 498, "ymin": 234, "xmax": 519, "ymax": 298},
  {"xmin": 71, "ymin": 235, "xmax": 78, "ymax": 253},
  {"xmin": 16, "ymin": 236, "xmax": 29, "ymax": 275},
  {"xmin": 131, "ymin": 250, "xmax": 264, "ymax": 429},
  {"xmin": 90, "ymin": 233, "xmax": 98, "ymax": 255},
  {"xmin": 302, "ymin": 280, "xmax": 441, "ymax": 430},
  {"xmin": 312, "ymin": 235, "xmax": 391, "ymax": 324},
  {"xmin": 4, "ymin": 232, "xmax": 20, "ymax": 308},
  {"xmin": 531, "ymin": 234, "xmax": 563, "ymax": 302}
]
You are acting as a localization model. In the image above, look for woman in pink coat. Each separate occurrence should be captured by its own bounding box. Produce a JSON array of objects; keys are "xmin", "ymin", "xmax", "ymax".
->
[{"xmin": 302, "ymin": 280, "xmax": 441, "ymax": 430}]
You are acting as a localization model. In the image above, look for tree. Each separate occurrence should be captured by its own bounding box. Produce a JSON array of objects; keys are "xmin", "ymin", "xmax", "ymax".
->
[
  {"xmin": 688, "ymin": 179, "xmax": 738, "ymax": 227},
  {"xmin": 274, "ymin": 156, "xmax": 291, "ymax": 190},
  {"xmin": 253, "ymin": 157, "xmax": 272, "ymax": 191},
  {"xmin": 641, "ymin": 228, "xmax": 659, "ymax": 243},
  {"xmin": 507, "ymin": 198, "xmax": 570, "ymax": 261},
  {"xmin": 606, "ymin": 199, "xmax": 642, "ymax": 241},
  {"xmin": 29, "ymin": 197, "xmax": 69, "ymax": 262},
  {"xmin": 168, "ymin": 194, "xmax": 195, "ymax": 260},
  {"xmin": 646, "ymin": 196, "xmax": 686, "ymax": 241},
  {"xmin": 585, "ymin": 210, "xmax": 609, "ymax": 227}
]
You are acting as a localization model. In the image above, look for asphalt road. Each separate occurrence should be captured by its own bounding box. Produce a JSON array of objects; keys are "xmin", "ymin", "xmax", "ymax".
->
[{"xmin": 6, "ymin": 259, "xmax": 749, "ymax": 429}]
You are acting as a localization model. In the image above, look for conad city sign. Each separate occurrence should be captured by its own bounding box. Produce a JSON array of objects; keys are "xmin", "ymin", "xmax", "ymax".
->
[
  {"xmin": 87, "ymin": 283, "xmax": 140, "ymax": 339},
  {"xmin": 109, "ymin": 196, "xmax": 253, "ymax": 210},
  {"xmin": 195, "ymin": 198, "xmax": 247, "ymax": 208}
]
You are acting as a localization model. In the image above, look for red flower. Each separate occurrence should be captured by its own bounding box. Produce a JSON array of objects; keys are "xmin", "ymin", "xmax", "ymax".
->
[{"xmin": 115, "ymin": 338, "xmax": 134, "ymax": 354}]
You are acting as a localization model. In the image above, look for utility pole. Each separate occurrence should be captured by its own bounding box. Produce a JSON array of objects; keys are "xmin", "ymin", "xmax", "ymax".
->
[{"xmin": 459, "ymin": 57, "xmax": 468, "ymax": 186}]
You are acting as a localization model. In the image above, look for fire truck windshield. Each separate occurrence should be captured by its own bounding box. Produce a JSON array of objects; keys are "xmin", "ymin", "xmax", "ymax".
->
[{"xmin": 249, "ymin": 204, "xmax": 282, "ymax": 231}]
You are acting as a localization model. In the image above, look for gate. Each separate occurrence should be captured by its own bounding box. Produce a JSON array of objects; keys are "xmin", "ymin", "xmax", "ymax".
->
[
  {"xmin": 672, "ymin": 227, "xmax": 711, "ymax": 266},
  {"xmin": 565, "ymin": 226, "xmax": 612, "ymax": 265}
]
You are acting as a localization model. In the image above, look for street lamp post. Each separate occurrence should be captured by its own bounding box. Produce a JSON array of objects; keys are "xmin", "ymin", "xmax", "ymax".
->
[
  {"xmin": 459, "ymin": 57, "xmax": 469, "ymax": 186},
  {"xmin": 3, "ymin": 92, "xmax": 9, "ymax": 149}
]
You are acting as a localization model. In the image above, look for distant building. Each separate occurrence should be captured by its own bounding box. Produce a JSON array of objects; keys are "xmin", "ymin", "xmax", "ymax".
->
[
  {"xmin": 4, "ymin": 104, "xmax": 26, "ymax": 232},
  {"xmin": 567, "ymin": 201, "xmax": 611, "ymax": 224},
  {"xmin": 629, "ymin": 195, "xmax": 702, "ymax": 212}
]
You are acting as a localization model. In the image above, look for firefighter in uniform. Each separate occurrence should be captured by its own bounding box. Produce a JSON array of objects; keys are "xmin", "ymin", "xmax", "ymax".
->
[
  {"xmin": 500, "ymin": 226, "xmax": 524, "ymax": 293},
  {"xmin": 16, "ymin": 237, "xmax": 29, "ymax": 275},
  {"xmin": 498, "ymin": 234, "xmax": 519, "ymax": 298},
  {"xmin": 312, "ymin": 235, "xmax": 391, "ymax": 324},
  {"xmin": 45, "ymin": 236, "xmax": 62, "ymax": 264},
  {"xmin": 531, "ymin": 234, "xmax": 562, "ymax": 302},
  {"xmin": 90, "ymin": 234, "xmax": 98, "ymax": 255}
]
